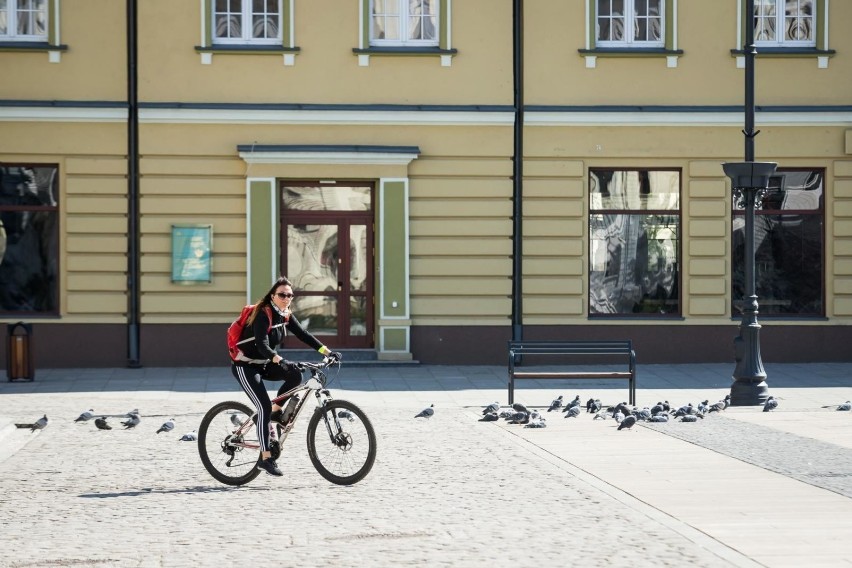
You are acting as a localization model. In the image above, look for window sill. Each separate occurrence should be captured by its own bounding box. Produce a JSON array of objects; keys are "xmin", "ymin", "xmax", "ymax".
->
[
  {"xmin": 730, "ymin": 48, "xmax": 836, "ymax": 69},
  {"xmin": 588, "ymin": 315, "xmax": 686, "ymax": 321},
  {"xmin": 194, "ymin": 45, "xmax": 300, "ymax": 66},
  {"xmin": 0, "ymin": 42, "xmax": 68, "ymax": 62},
  {"xmin": 730, "ymin": 315, "xmax": 828, "ymax": 321},
  {"xmin": 352, "ymin": 46, "xmax": 458, "ymax": 67},
  {"xmin": 578, "ymin": 48, "xmax": 684, "ymax": 68}
]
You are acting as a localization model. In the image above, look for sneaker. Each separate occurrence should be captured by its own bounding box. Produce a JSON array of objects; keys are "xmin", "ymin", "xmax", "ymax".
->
[
  {"xmin": 270, "ymin": 409, "xmax": 284, "ymax": 424},
  {"xmin": 256, "ymin": 457, "xmax": 283, "ymax": 477}
]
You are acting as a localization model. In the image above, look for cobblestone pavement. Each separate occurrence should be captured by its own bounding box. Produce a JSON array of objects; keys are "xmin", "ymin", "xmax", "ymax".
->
[{"xmin": 0, "ymin": 363, "xmax": 851, "ymax": 568}]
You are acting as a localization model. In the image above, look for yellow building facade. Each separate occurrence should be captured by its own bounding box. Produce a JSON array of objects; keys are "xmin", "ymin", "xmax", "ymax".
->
[{"xmin": 1, "ymin": 1, "xmax": 850, "ymax": 368}]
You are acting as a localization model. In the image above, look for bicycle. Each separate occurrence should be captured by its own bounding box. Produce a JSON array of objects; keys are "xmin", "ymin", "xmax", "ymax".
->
[{"xmin": 198, "ymin": 357, "xmax": 377, "ymax": 486}]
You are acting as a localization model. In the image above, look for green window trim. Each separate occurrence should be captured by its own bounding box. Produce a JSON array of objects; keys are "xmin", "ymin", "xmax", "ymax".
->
[
  {"xmin": 581, "ymin": 0, "xmax": 680, "ymax": 66},
  {"xmin": 357, "ymin": 0, "xmax": 454, "ymax": 65},
  {"xmin": 0, "ymin": 42, "xmax": 67, "ymax": 52},
  {"xmin": 0, "ymin": 0, "xmax": 63, "ymax": 61}
]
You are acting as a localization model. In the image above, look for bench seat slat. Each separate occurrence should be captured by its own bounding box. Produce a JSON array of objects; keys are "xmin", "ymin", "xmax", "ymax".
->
[{"xmin": 512, "ymin": 371, "xmax": 631, "ymax": 379}]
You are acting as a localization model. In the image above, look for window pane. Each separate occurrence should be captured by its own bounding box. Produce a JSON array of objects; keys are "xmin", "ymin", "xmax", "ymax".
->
[
  {"xmin": 350, "ymin": 225, "xmax": 367, "ymax": 292},
  {"xmin": 15, "ymin": 0, "xmax": 46, "ymax": 36},
  {"xmin": 286, "ymin": 223, "xmax": 338, "ymax": 293},
  {"xmin": 408, "ymin": 0, "xmax": 437, "ymax": 41},
  {"xmin": 598, "ymin": 0, "xmax": 626, "ymax": 42},
  {"xmin": 590, "ymin": 170, "xmax": 679, "ymax": 211},
  {"xmin": 350, "ymin": 296, "xmax": 367, "ymax": 336},
  {"xmin": 282, "ymin": 186, "xmax": 371, "ymax": 212},
  {"xmin": 731, "ymin": 169, "xmax": 823, "ymax": 317},
  {"xmin": 0, "ymin": 165, "xmax": 59, "ymax": 314},
  {"xmin": 633, "ymin": 0, "xmax": 661, "ymax": 41},
  {"xmin": 590, "ymin": 214, "xmax": 680, "ymax": 315},
  {"xmin": 372, "ymin": 0, "xmax": 400, "ymax": 40},
  {"xmin": 292, "ymin": 295, "xmax": 338, "ymax": 336},
  {"xmin": 785, "ymin": 0, "xmax": 813, "ymax": 41},
  {"xmin": 732, "ymin": 214, "xmax": 823, "ymax": 316},
  {"xmin": 0, "ymin": 0, "xmax": 7, "ymax": 35},
  {"xmin": 251, "ymin": 0, "xmax": 278, "ymax": 39},
  {"xmin": 754, "ymin": 0, "xmax": 777, "ymax": 41}
]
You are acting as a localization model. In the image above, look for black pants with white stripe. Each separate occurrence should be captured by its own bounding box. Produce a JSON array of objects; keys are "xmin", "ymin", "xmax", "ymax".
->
[{"xmin": 231, "ymin": 361, "xmax": 302, "ymax": 453}]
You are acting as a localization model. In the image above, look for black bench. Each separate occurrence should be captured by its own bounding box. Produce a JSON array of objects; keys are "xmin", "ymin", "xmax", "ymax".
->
[{"xmin": 507, "ymin": 340, "xmax": 636, "ymax": 406}]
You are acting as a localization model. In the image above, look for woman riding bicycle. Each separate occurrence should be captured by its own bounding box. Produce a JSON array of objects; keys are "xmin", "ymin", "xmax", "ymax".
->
[{"xmin": 231, "ymin": 276, "xmax": 340, "ymax": 476}]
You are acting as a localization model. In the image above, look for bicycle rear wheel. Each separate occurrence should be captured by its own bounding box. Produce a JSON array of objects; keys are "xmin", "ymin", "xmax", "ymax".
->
[
  {"xmin": 306, "ymin": 400, "xmax": 376, "ymax": 485},
  {"xmin": 198, "ymin": 401, "xmax": 262, "ymax": 486}
]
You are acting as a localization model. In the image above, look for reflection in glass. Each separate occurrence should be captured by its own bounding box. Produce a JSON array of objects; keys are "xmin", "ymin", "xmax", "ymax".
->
[
  {"xmin": 292, "ymin": 295, "xmax": 337, "ymax": 336},
  {"xmin": 350, "ymin": 225, "xmax": 367, "ymax": 292},
  {"xmin": 590, "ymin": 214, "xmax": 679, "ymax": 315},
  {"xmin": 350, "ymin": 296, "xmax": 367, "ymax": 336},
  {"xmin": 590, "ymin": 170, "xmax": 679, "ymax": 211},
  {"xmin": 283, "ymin": 186, "xmax": 371, "ymax": 212},
  {"xmin": 0, "ymin": 165, "xmax": 58, "ymax": 314},
  {"xmin": 287, "ymin": 224, "xmax": 338, "ymax": 293},
  {"xmin": 732, "ymin": 170, "xmax": 823, "ymax": 316}
]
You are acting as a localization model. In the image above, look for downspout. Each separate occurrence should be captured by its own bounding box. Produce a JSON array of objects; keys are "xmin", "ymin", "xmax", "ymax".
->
[
  {"xmin": 511, "ymin": 0, "xmax": 524, "ymax": 342},
  {"xmin": 127, "ymin": 0, "xmax": 141, "ymax": 367}
]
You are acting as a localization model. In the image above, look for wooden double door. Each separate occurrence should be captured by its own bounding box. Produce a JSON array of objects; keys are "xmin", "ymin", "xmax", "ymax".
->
[{"xmin": 280, "ymin": 182, "xmax": 373, "ymax": 349}]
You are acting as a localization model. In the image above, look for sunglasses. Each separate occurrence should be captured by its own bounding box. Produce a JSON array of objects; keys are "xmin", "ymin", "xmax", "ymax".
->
[{"xmin": 274, "ymin": 292, "xmax": 294, "ymax": 299}]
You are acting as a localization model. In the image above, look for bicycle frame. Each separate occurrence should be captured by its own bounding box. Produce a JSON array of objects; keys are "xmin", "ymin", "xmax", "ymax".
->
[{"xmin": 229, "ymin": 360, "xmax": 336, "ymax": 451}]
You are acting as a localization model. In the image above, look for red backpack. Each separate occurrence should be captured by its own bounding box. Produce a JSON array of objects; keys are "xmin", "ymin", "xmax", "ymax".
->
[{"xmin": 226, "ymin": 304, "xmax": 284, "ymax": 361}]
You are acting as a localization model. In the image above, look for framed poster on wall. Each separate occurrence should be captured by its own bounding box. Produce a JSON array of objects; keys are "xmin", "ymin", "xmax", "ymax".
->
[{"xmin": 171, "ymin": 224, "xmax": 212, "ymax": 284}]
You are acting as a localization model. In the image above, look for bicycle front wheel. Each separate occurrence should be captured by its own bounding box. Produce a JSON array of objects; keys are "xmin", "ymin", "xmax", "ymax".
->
[
  {"xmin": 306, "ymin": 400, "xmax": 376, "ymax": 485},
  {"xmin": 198, "ymin": 400, "xmax": 261, "ymax": 486}
]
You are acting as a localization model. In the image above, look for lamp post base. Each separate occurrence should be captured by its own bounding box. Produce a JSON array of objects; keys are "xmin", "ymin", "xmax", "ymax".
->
[{"xmin": 730, "ymin": 378, "xmax": 770, "ymax": 406}]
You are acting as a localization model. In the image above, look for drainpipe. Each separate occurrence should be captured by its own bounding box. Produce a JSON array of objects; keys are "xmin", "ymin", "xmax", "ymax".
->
[
  {"xmin": 511, "ymin": 0, "xmax": 524, "ymax": 342},
  {"xmin": 126, "ymin": 0, "xmax": 141, "ymax": 367}
]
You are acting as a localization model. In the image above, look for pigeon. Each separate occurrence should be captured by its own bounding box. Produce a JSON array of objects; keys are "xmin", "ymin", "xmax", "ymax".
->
[
  {"xmin": 156, "ymin": 418, "xmax": 175, "ymax": 434},
  {"xmin": 121, "ymin": 413, "xmax": 141, "ymax": 429},
  {"xmin": 337, "ymin": 410, "xmax": 355, "ymax": 422},
  {"xmin": 613, "ymin": 410, "xmax": 625, "ymax": 424},
  {"xmin": 681, "ymin": 414, "xmax": 702, "ymax": 422},
  {"xmin": 636, "ymin": 407, "xmax": 652, "ymax": 421},
  {"xmin": 565, "ymin": 395, "xmax": 581, "ymax": 410},
  {"xmin": 179, "ymin": 430, "xmax": 197, "ymax": 441},
  {"xmin": 763, "ymin": 396, "xmax": 778, "ymax": 412},
  {"xmin": 75, "ymin": 409, "xmax": 95, "ymax": 422},
  {"xmin": 697, "ymin": 400, "xmax": 709, "ymax": 413},
  {"xmin": 618, "ymin": 415, "xmax": 637, "ymax": 431},
  {"xmin": 479, "ymin": 412, "xmax": 499, "ymax": 422},
  {"xmin": 125, "ymin": 408, "xmax": 140, "ymax": 417},
  {"xmin": 673, "ymin": 403, "xmax": 694, "ymax": 418},
  {"xmin": 508, "ymin": 412, "xmax": 530, "ymax": 425},
  {"xmin": 230, "ymin": 413, "xmax": 245, "ymax": 427},
  {"xmin": 837, "ymin": 401, "xmax": 851, "ymax": 411},
  {"xmin": 525, "ymin": 416, "xmax": 547, "ymax": 428},
  {"xmin": 547, "ymin": 395, "xmax": 563, "ymax": 412},
  {"xmin": 564, "ymin": 405, "xmax": 581, "ymax": 418},
  {"xmin": 593, "ymin": 411, "xmax": 607, "ymax": 420},
  {"xmin": 721, "ymin": 394, "xmax": 732, "ymax": 410},
  {"xmin": 511, "ymin": 402, "xmax": 529, "ymax": 414},
  {"xmin": 415, "ymin": 404, "xmax": 434, "ymax": 418},
  {"xmin": 94, "ymin": 416, "xmax": 112, "ymax": 430},
  {"xmin": 708, "ymin": 400, "xmax": 727, "ymax": 413},
  {"xmin": 498, "ymin": 408, "xmax": 515, "ymax": 419},
  {"xmin": 588, "ymin": 399, "xmax": 602, "ymax": 414},
  {"xmin": 15, "ymin": 415, "xmax": 49, "ymax": 432},
  {"xmin": 649, "ymin": 414, "xmax": 669, "ymax": 422},
  {"xmin": 482, "ymin": 402, "xmax": 500, "ymax": 415},
  {"xmin": 585, "ymin": 398, "xmax": 596, "ymax": 412}
]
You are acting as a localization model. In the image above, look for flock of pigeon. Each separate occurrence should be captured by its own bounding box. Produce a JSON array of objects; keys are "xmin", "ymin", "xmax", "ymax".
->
[
  {"xmin": 475, "ymin": 394, "xmax": 852, "ymax": 429},
  {"xmin": 16, "ymin": 409, "xmax": 198, "ymax": 441}
]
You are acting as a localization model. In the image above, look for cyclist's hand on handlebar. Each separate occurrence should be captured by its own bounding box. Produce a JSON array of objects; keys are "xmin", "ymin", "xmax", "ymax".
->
[{"xmin": 327, "ymin": 351, "xmax": 342, "ymax": 363}]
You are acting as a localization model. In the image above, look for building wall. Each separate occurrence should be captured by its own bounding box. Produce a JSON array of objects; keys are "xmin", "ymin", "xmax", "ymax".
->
[{"xmin": 1, "ymin": 1, "xmax": 850, "ymax": 369}]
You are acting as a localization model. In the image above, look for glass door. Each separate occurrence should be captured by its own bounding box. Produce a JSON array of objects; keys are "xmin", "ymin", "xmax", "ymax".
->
[{"xmin": 280, "ymin": 183, "xmax": 373, "ymax": 348}]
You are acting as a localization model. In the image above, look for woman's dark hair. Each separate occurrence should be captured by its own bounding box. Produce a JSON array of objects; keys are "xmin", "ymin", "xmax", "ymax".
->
[{"xmin": 247, "ymin": 276, "xmax": 292, "ymax": 324}]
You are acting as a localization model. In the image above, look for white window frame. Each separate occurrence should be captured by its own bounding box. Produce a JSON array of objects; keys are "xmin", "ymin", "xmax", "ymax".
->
[
  {"xmin": 596, "ymin": 0, "xmax": 665, "ymax": 48},
  {"xmin": 0, "ymin": 0, "xmax": 48, "ymax": 42},
  {"xmin": 370, "ymin": 0, "xmax": 440, "ymax": 47},
  {"xmin": 212, "ymin": 0, "xmax": 283, "ymax": 45},
  {"xmin": 753, "ymin": 0, "xmax": 816, "ymax": 48}
]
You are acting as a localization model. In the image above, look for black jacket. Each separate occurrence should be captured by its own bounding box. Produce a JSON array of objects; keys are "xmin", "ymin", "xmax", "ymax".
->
[{"xmin": 238, "ymin": 305, "xmax": 324, "ymax": 362}]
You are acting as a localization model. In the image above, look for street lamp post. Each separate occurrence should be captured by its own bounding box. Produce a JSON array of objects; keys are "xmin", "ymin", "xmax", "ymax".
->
[
  {"xmin": 723, "ymin": 161, "xmax": 777, "ymax": 406},
  {"xmin": 723, "ymin": 0, "xmax": 776, "ymax": 406}
]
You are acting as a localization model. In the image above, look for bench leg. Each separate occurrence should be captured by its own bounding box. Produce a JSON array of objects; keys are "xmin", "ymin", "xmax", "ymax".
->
[{"xmin": 508, "ymin": 374, "xmax": 514, "ymax": 405}]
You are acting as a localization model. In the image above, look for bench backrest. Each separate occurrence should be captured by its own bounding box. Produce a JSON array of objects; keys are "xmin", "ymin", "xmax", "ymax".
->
[{"xmin": 508, "ymin": 340, "xmax": 633, "ymax": 356}]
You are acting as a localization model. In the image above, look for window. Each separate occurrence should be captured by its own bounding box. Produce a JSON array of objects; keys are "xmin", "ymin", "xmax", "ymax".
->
[
  {"xmin": 371, "ymin": 0, "xmax": 438, "ymax": 46},
  {"xmin": 213, "ymin": 0, "xmax": 281, "ymax": 44},
  {"xmin": 589, "ymin": 169, "xmax": 681, "ymax": 316},
  {"xmin": 0, "ymin": 0, "xmax": 47, "ymax": 41},
  {"xmin": 753, "ymin": 0, "xmax": 815, "ymax": 47},
  {"xmin": 0, "ymin": 165, "xmax": 59, "ymax": 315},
  {"xmin": 731, "ymin": 169, "xmax": 824, "ymax": 317},
  {"xmin": 596, "ymin": 0, "xmax": 663, "ymax": 47}
]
